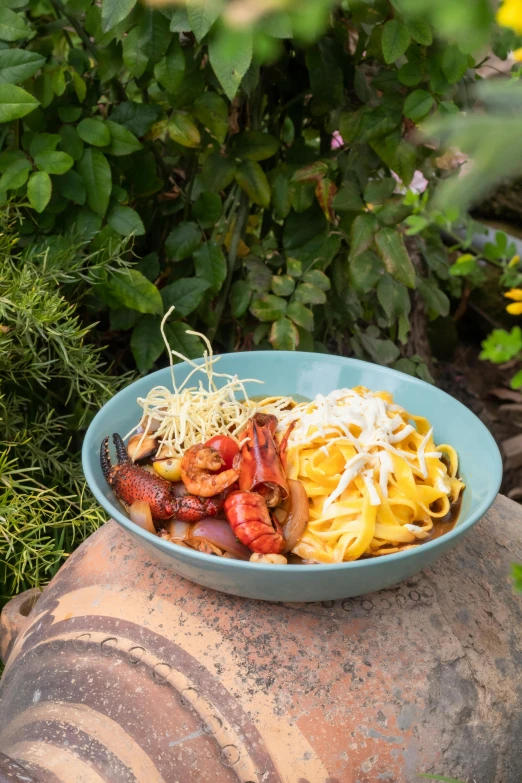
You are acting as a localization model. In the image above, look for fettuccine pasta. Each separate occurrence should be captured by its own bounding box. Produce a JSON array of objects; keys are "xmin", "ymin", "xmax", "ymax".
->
[{"xmin": 260, "ymin": 387, "xmax": 464, "ymax": 563}]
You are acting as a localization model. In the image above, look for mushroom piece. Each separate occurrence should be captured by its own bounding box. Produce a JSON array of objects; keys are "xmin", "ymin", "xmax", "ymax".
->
[{"xmin": 127, "ymin": 434, "xmax": 158, "ymax": 462}]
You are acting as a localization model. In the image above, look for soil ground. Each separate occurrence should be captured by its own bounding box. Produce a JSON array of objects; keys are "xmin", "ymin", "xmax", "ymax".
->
[{"xmin": 438, "ymin": 343, "xmax": 520, "ymax": 499}]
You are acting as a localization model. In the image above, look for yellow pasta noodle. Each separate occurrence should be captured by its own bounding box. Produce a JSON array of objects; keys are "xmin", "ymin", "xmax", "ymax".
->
[{"xmin": 261, "ymin": 387, "xmax": 464, "ymax": 564}]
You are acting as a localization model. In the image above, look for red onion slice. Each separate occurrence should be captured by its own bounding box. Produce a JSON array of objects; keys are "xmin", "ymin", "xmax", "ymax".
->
[{"xmin": 191, "ymin": 519, "xmax": 251, "ymax": 560}]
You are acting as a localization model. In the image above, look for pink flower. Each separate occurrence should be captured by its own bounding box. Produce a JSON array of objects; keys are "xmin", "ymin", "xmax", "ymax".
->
[
  {"xmin": 392, "ymin": 169, "xmax": 428, "ymax": 194},
  {"xmin": 331, "ymin": 131, "xmax": 344, "ymax": 150}
]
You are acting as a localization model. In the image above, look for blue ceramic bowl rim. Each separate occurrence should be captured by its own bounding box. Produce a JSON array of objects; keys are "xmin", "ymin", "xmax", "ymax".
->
[{"xmin": 82, "ymin": 351, "xmax": 503, "ymax": 572}]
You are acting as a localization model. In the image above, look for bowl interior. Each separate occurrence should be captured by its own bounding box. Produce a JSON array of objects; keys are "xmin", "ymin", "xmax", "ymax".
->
[{"xmin": 83, "ymin": 352, "xmax": 502, "ymax": 563}]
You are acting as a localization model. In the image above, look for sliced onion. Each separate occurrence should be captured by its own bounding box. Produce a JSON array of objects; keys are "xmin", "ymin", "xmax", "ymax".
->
[
  {"xmin": 129, "ymin": 500, "xmax": 155, "ymax": 534},
  {"xmin": 191, "ymin": 518, "xmax": 251, "ymax": 560},
  {"xmin": 170, "ymin": 481, "xmax": 188, "ymax": 498},
  {"xmin": 166, "ymin": 520, "xmax": 192, "ymax": 540},
  {"xmin": 282, "ymin": 479, "xmax": 309, "ymax": 553}
]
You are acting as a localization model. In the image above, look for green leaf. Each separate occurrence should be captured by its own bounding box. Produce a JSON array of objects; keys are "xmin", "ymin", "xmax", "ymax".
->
[
  {"xmin": 208, "ymin": 24, "xmax": 253, "ymax": 101},
  {"xmin": 381, "ymin": 20, "xmax": 411, "ymax": 64},
  {"xmin": 480, "ymin": 327, "xmax": 522, "ymax": 364},
  {"xmin": 405, "ymin": 18, "xmax": 432, "ymax": 46},
  {"xmin": 292, "ymin": 161, "xmax": 328, "ymax": 183},
  {"xmin": 349, "ymin": 250, "xmax": 384, "ymax": 294},
  {"xmin": 350, "ymin": 214, "xmax": 378, "ymax": 259},
  {"xmin": 122, "ymin": 26, "xmax": 148, "ymax": 78},
  {"xmin": 108, "ymin": 205, "xmax": 145, "ymax": 236},
  {"xmin": 271, "ymin": 274, "xmax": 295, "ymax": 296},
  {"xmin": 102, "ymin": 0, "xmax": 136, "ymax": 33},
  {"xmin": 34, "ymin": 150, "xmax": 73, "ymax": 175},
  {"xmin": 287, "ymin": 301, "xmax": 314, "ymax": 331},
  {"xmin": 168, "ymin": 110, "xmax": 201, "ymax": 147},
  {"xmin": 250, "ymin": 294, "xmax": 287, "ymax": 322},
  {"xmin": 442, "ymin": 45, "xmax": 469, "ymax": 85},
  {"xmin": 418, "ymin": 277, "xmax": 450, "ymax": 317},
  {"xmin": 77, "ymin": 118, "xmax": 111, "ymax": 147},
  {"xmin": 403, "ymin": 90, "xmax": 434, "ymax": 123},
  {"xmin": 187, "ymin": 0, "xmax": 222, "ymax": 42},
  {"xmin": 154, "ymin": 40, "xmax": 185, "ymax": 93},
  {"xmin": 0, "ymin": 49, "xmax": 44, "ymax": 84},
  {"xmin": 375, "ymin": 228, "xmax": 415, "ymax": 288},
  {"xmin": 0, "ymin": 157, "xmax": 30, "ymax": 190},
  {"xmin": 404, "ymin": 215, "xmax": 429, "ymax": 235},
  {"xmin": 111, "ymin": 101, "xmax": 161, "ymax": 137},
  {"xmin": 377, "ymin": 274, "xmax": 411, "ymax": 319},
  {"xmin": 70, "ymin": 69, "xmax": 86, "ymax": 103},
  {"xmin": 164, "ymin": 321, "xmax": 204, "ymax": 362},
  {"xmin": 235, "ymin": 160, "xmax": 270, "ymax": 208},
  {"xmin": 193, "ymin": 240, "xmax": 227, "ymax": 293},
  {"xmin": 193, "ymin": 92, "xmax": 228, "ymax": 143},
  {"xmin": 170, "ymin": 7, "xmax": 191, "ymax": 32},
  {"xmin": 232, "ymin": 131, "xmax": 280, "ymax": 162},
  {"xmin": 398, "ymin": 62, "xmax": 423, "ymax": 87},
  {"xmin": 138, "ymin": 10, "xmax": 171, "ymax": 65},
  {"xmin": 165, "ymin": 221, "xmax": 202, "ymax": 261},
  {"xmin": 0, "ymin": 148, "xmax": 24, "ymax": 171},
  {"xmin": 0, "ymin": 83, "xmax": 38, "ymax": 121},
  {"xmin": 77, "ymin": 148, "xmax": 112, "ymax": 217},
  {"xmin": 302, "ymin": 269, "xmax": 330, "ymax": 291},
  {"xmin": 27, "ymin": 170, "xmax": 51, "ymax": 212},
  {"xmin": 30, "ymin": 133, "xmax": 60, "ymax": 157},
  {"xmin": 364, "ymin": 177, "xmax": 396, "ymax": 205},
  {"xmin": 0, "ymin": 8, "xmax": 29, "ymax": 41},
  {"xmin": 104, "ymin": 268, "xmax": 163, "ymax": 314},
  {"xmin": 270, "ymin": 317, "xmax": 298, "ymax": 351},
  {"xmin": 270, "ymin": 166, "xmax": 292, "ymax": 220},
  {"xmin": 192, "ymin": 191, "xmax": 222, "ymax": 229},
  {"xmin": 201, "ymin": 151, "xmax": 236, "ymax": 191},
  {"xmin": 294, "ymin": 282, "xmax": 326, "ymax": 305},
  {"xmin": 287, "ymin": 258, "xmax": 302, "ymax": 278},
  {"xmin": 58, "ymin": 106, "xmax": 82, "ymax": 123},
  {"xmin": 59, "ymin": 125, "xmax": 84, "ymax": 161},
  {"xmin": 261, "ymin": 10, "xmax": 292, "ymax": 38},
  {"xmin": 57, "ymin": 169, "xmax": 86, "ymax": 205},
  {"xmin": 160, "ymin": 278, "xmax": 210, "ymax": 317},
  {"xmin": 230, "ymin": 280, "xmax": 251, "ymax": 318},
  {"xmin": 136, "ymin": 252, "xmax": 160, "ymax": 282},
  {"xmin": 360, "ymin": 330, "xmax": 400, "ymax": 365},
  {"xmin": 105, "ymin": 120, "xmax": 142, "ymax": 156},
  {"xmin": 510, "ymin": 369, "xmax": 522, "ymax": 390},
  {"xmin": 131, "ymin": 315, "xmax": 165, "ymax": 373},
  {"xmin": 332, "ymin": 179, "xmax": 364, "ymax": 212},
  {"xmin": 315, "ymin": 177, "xmax": 336, "ymax": 222}
]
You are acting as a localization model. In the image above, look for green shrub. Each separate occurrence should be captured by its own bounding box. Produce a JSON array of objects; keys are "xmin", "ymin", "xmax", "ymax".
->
[{"xmin": 0, "ymin": 0, "xmax": 521, "ymax": 603}]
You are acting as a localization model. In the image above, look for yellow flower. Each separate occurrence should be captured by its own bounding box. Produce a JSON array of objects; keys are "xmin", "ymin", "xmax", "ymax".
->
[
  {"xmin": 509, "ymin": 254, "xmax": 521, "ymax": 267},
  {"xmin": 507, "ymin": 302, "xmax": 522, "ymax": 315},
  {"xmin": 497, "ymin": 0, "xmax": 522, "ymax": 34},
  {"xmin": 505, "ymin": 288, "xmax": 522, "ymax": 300},
  {"xmin": 514, "ymin": 48, "xmax": 522, "ymax": 61}
]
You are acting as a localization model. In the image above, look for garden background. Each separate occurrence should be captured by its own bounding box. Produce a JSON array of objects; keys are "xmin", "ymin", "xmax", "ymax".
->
[{"xmin": 2, "ymin": 0, "xmax": 522, "ymax": 605}]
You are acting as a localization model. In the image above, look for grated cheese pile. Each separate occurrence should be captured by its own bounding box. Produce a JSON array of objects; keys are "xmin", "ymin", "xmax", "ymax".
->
[
  {"xmin": 266, "ymin": 387, "xmax": 444, "ymax": 509},
  {"xmin": 125, "ymin": 307, "xmax": 262, "ymax": 457}
]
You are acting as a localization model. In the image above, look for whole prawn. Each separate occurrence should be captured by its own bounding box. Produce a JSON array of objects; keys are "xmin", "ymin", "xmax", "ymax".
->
[
  {"xmin": 224, "ymin": 490, "xmax": 284, "ymax": 554},
  {"xmin": 101, "ymin": 434, "xmax": 232, "ymax": 526},
  {"xmin": 181, "ymin": 444, "xmax": 239, "ymax": 497},
  {"xmin": 239, "ymin": 413, "xmax": 289, "ymax": 507}
]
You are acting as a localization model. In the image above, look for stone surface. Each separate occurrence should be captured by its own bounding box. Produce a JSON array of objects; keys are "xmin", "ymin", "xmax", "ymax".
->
[{"xmin": 0, "ymin": 495, "xmax": 521, "ymax": 783}]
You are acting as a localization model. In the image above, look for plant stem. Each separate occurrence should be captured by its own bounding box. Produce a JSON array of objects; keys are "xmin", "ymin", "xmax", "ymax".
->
[
  {"xmin": 49, "ymin": 0, "xmax": 97, "ymax": 60},
  {"xmin": 208, "ymin": 193, "xmax": 249, "ymax": 343}
]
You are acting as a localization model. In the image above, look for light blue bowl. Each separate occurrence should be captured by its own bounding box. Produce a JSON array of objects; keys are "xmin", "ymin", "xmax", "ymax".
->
[{"xmin": 82, "ymin": 352, "xmax": 502, "ymax": 602}]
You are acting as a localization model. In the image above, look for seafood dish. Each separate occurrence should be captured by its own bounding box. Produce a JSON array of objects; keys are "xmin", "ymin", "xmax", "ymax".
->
[{"xmin": 100, "ymin": 312, "xmax": 465, "ymax": 565}]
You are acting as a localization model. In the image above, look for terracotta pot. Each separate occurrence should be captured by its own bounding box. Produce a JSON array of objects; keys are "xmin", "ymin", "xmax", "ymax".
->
[{"xmin": 1, "ymin": 495, "xmax": 521, "ymax": 783}]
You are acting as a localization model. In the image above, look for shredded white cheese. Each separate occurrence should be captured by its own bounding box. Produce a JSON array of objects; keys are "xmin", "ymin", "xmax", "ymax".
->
[{"xmin": 125, "ymin": 307, "xmax": 263, "ymax": 457}]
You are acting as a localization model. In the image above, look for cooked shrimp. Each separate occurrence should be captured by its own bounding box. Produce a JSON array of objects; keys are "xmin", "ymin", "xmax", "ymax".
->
[{"xmin": 181, "ymin": 444, "xmax": 239, "ymax": 497}]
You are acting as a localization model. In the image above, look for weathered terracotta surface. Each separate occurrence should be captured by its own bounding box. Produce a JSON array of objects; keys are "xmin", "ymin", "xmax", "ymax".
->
[{"xmin": 0, "ymin": 495, "xmax": 521, "ymax": 783}]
